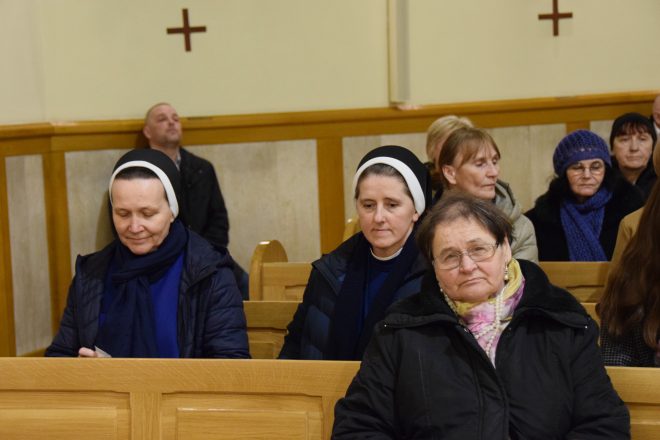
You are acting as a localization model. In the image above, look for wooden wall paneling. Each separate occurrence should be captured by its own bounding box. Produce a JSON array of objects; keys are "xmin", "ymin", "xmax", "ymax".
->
[
  {"xmin": 130, "ymin": 392, "xmax": 161, "ymax": 440},
  {"xmin": 9, "ymin": 91, "xmax": 652, "ymax": 153},
  {"xmin": 566, "ymin": 121, "xmax": 591, "ymax": 134},
  {"xmin": 42, "ymin": 151, "xmax": 72, "ymax": 333},
  {"xmin": 0, "ymin": 157, "xmax": 16, "ymax": 356},
  {"xmin": 316, "ymin": 137, "xmax": 345, "ymax": 254}
]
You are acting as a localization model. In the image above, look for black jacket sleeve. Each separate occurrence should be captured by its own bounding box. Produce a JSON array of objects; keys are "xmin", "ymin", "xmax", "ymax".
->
[
  {"xmin": 332, "ymin": 323, "xmax": 399, "ymax": 439},
  {"xmin": 566, "ymin": 319, "xmax": 630, "ymax": 439}
]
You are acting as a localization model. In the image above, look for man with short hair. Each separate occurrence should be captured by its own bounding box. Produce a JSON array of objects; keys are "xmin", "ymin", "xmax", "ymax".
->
[{"xmin": 143, "ymin": 103, "xmax": 248, "ymax": 297}]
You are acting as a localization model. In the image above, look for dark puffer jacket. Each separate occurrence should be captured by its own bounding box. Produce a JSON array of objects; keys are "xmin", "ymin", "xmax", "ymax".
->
[
  {"xmin": 612, "ymin": 156, "xmax": 657, "ymax": 202},
  {"xmin": 525, "ymin": 178, "xmax": 643, "ymax": 261},
  {"xmin": 333, "ymin": 260, "xmax": 629, "ymax": 439},
  {"xmin": 45, "ymin": 231, "xmax": 249, "ymax": 358},
  {"xmin": 278, "ymin": 232, "xmax": 427, "ymax": 360}
]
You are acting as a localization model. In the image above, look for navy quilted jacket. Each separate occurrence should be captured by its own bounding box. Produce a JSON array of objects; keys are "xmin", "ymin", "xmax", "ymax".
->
[
  {"xmin": 278, "ymin": 232, "xmax": 427, "ymax": 360},
  {"xmin": 45, "ymin": 231, "xmax": 249, "ymax": 358}
]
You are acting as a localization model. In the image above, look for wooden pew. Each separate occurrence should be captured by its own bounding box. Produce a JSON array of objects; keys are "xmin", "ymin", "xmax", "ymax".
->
[
  {"xmin": 248, "ymin": 240, "xmax": 311, "ymax": 301},
  {"xmin": 245, "ymin": 300, "xmax": 299, "ymax": 359},
  {"xmin": 0, "ymin": 358, "xmax": 357, "ymax": 440},
  {"xmin": 538, "ymin": 261, "xmax": 610, "ymax": 302},
  {"xmin": 249, "ymin": 240, "xmax": 610, "ymax": 304},
  {"xmin": 0, "ymin": 358, "xmax": 657, "ymax": 439},
  {"xmin": 244, "ymin": 300, "xmax": 600, "ymax": 360}
]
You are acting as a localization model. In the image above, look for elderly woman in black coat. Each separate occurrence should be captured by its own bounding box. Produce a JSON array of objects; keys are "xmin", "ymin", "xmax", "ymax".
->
[{"xmin": 332, "ymin": 194, "xmax": 629, "ymax": 439}]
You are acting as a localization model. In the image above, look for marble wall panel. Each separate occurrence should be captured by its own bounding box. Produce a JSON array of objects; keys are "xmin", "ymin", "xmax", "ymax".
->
[
  {"xmin": 486, "ymin": 124, "xmax": 565, "ymax": 211},
  {"xmin": 66, "ymin": 149, "xmax": 129, "ymax": 270},
  {"xmin": 591, "ymin": 120, "xmax": 614, "ymax": 144},
  {"xmin": 5, "ymin": 155, "xmax": 52, "ymax": 355},
  {"xmin": 189, "ymin": 141, "xmax": 320, "ymax": 268}
]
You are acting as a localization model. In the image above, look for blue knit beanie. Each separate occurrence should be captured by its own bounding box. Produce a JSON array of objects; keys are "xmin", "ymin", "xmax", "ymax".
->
[{"xmin": 553, "ymin": 130, "xmax": 612, "ymax": 175}]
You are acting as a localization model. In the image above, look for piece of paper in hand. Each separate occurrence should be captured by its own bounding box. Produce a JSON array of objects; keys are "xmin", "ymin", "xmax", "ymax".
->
[{"xmin": 94, "ymin": 346, "xmax": 112, "ymax": 358}]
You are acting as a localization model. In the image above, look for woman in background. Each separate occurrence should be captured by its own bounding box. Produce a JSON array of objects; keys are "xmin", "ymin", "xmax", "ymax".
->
[
  {"xmin": 599, "ymin": 146, "xmax": 660, "ymax": 367},
  {"xmin": 425, "ymin": 115, "xmax": 473, "ymax": 194},
  {"xmin": 609, "ymin": 112, "xmax": 657, "ymax": 200},
  {"xmin": 279, "ymin": 145, "xmax": 431, "ymax": 360},
  {"xmin": 437, "ymin": 126, "xmax": 538, "ymax": 262},
  {"xmin": 526, "ymin": 130, "xmax": 643, "ymax": 261}
]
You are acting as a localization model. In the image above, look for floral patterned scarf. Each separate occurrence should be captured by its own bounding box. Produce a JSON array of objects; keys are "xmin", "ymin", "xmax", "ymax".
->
[{"xmin": 445, "ymin": 259, "xmax": 525, "ymax": 365}]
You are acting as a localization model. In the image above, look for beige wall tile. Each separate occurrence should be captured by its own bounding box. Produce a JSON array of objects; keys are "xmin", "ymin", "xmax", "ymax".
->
[
  {"xmin": 591, "ymin": 120, "xmax": 614, "ymax": 145},
  {"xmin": 487, "ymin": 124, "xmax": 565, "ymax": 211},
  {"xmin": 189, "ymin": 141, "xmax": 320, "ymax": 268},
  {"xmin": 66, "ymin": 149, "xmax": 128, "ymax": 271},
  {"xmin": 6, "ymin": 155, "xmax": 51, "ymax": 355}
]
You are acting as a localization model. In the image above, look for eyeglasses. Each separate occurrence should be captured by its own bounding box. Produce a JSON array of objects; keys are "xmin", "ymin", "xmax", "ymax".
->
[
  {"xmin": 566, "ymin": 161, "xmax": 605, "ymax": 176},
  {"xmin": 434, "ymin": 243, "xmax": 499, "ymax": 270}
]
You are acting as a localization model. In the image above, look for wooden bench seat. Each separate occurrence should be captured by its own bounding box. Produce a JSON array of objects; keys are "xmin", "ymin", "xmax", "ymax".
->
[
  {"xmin": 244, "ymin": 300, "xmax": 599, "ymax": 361},
  {"xmin": 0, "ymin": 358, "xmax": 657, "ymax": 439},
  {"xmin": 248, "ymin": 240, "xmax": 610, "ymax": 304}
]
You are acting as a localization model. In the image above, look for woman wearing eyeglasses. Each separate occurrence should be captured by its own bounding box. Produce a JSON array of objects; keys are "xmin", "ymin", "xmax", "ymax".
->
[
  {"xmin": 333, "ymin": 194, "xmax": 629, "ymax": 439},
  {"xmin": 525, "ymin": 130, "xmax": 643, "ymax": 261}
]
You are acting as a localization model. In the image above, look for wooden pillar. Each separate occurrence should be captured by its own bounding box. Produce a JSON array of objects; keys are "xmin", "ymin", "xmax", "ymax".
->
[
  {"xmin": 0, "ymin": 157, "xmax": 16, "ymax": 356},
  {"xmin": 42, "ymin": 151, "xmax": 72, "ymax": 334},
  {"xmin": 316, "ymin": 137, "xmax": 345, "ymax": 254}
]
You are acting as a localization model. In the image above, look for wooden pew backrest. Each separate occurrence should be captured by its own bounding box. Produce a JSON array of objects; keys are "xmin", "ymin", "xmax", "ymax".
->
[
  {"xmin": 538, "ymin": 261, "xmax": 609, "ymax": 302},
  {"xmin": 245, "ymin": 300, "xmax": 300, "ymax": 359},
  {"xmin": 249, "ymin": 240, "xmax": 311, "ymax": 301},
  {"xmin": 0, "ymin": 360, "xmax": 657, "ymax": 439}
]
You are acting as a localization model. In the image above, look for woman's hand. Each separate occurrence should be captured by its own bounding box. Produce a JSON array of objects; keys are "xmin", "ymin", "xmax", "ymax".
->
[{"xmin": 78, "ymin": 347, "xmax": 99, "ymax": 358}]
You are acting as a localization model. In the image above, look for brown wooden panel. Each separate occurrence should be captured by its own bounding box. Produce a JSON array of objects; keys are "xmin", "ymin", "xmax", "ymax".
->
[
  {"xmin": 262, "ymin": 262, "xmax": 311, "ymax": 301},
  {"xmin": 539, "ymin": 261, "xmax": 609, "ymax": 302},
  {"xmin": 0, "ymin": 390, "xmax": 130, "ymax": 440},
  {"xmin": 316, "ymin": 137, "xmax": 344, "ymax": 254},
  {"xmin": 0, "ymin": 158, "xmax": 16, "ymax": 356},
  {"xmin": 131, "ymin": 392, "xmax": 160, "ymax": 440},
  {"xmin": 566, "ymin": 121, "xmax": 590, "ymax": 133},
  {"xmin": 0, "ymin": 408, "xmax": 118, "ymax": 440},
  {"xmin": 244, "ymin": 300, "xmax": 300, "ymax": 359},
  {"xmin": 0, "ymin": 359, "xmax": 657, "ymax": 440},
  {"xmin": 2, "ymin": 91, "xmax": 655, "ymax": 152},
  {"xmin": 42, "ymin": 152, "xmax": 72, "ymax": 333},
  {"xmin": 164, "ymin": 393, "xmax": 320, "ymax": 440}
]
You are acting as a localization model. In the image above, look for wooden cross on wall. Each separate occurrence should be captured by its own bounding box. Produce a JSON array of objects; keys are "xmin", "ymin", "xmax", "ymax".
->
[
  {"xmin": 167, "ymin": 9, "xmax": 207, "ymax": 52},
  {"xmin": 538, "ymin": 0, "xmax": 573, "ymax": 36}
]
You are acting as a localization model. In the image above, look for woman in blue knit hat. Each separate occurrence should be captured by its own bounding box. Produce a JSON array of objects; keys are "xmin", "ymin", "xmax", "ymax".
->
[{"xmin": 525, "ymin": 130, "xmax": 643, "ymax": 261}]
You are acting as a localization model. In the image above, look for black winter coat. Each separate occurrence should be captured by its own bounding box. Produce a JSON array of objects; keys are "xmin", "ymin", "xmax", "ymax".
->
[
  {"xmin": 525, "ymin": 179, "xmax": 643, "ymax": 261},
  {"xmin": 45, "ymin": 231, "xmax": 250, "ymax": 358},
  {"xmin": 179, "ymin": 148, "xmax": 230, "ymax": 249},
  {"xmin": 279, "ymin": 232, "xmax": 427, "ymax": 360},
  {"xmin": 333, "ymin": 260, "xmax": 629, "ymax": 439},
  {"xmin": 612, "ymin": 156, "xmax": 657, "ymax": 202}
]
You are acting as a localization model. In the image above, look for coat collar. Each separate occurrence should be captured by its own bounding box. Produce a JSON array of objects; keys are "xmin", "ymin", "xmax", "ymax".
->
[{"xmin": 384, "ymin": 259, "xmax": 589, "ymax": 329}]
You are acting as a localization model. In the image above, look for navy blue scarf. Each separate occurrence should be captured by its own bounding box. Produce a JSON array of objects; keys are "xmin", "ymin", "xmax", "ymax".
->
[
  {"xmin": 95, "ymin": 220, "xmax": 188, "ymax": 357},
  {"xmin": 325, "ymin": 230, "xmax": 419, "ymax": 360},
  {"xmin": 560, "ymin": 187, "xmax": 612, "ymax": 261}
]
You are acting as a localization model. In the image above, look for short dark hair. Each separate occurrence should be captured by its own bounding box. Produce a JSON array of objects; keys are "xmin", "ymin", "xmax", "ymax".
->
[{"xmin": 416, "ymin": 194, "xmax": 512, "ymax": 265}]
